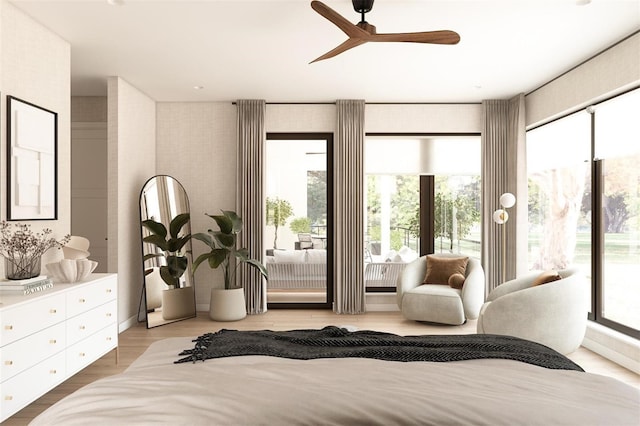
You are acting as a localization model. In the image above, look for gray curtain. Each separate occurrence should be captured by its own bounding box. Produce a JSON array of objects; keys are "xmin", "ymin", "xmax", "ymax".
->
[
  {"xmin": 481, "ymin": 94, "xmax": 526, "ymax": 295},
  {"xmin": 334, "ymin": 99, "xmax": 366, "ymax": 314},
  {"xmin": 236, "ymin": 99, "xmax": 267, "ymax": 314}
]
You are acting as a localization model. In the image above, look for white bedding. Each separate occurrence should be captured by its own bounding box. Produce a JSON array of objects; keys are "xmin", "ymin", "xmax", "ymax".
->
[{"xmin": 31, "ymin": 336, "xmax": 640, "ymax": 425}]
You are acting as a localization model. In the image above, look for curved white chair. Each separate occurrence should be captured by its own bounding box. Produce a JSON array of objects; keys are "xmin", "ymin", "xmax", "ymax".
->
[
  {"xmin": 476, "ymin": 268, "xmax": 588, "ymax": 354},
  {"xmin": 397, "ymin": 254, "xmax": 485, "ymax": 325}
]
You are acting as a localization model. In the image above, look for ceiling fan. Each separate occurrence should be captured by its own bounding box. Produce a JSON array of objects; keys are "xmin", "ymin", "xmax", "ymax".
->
[{"xmin": 310, "ymin": 0, "xmax": 460, "ymax": 63}]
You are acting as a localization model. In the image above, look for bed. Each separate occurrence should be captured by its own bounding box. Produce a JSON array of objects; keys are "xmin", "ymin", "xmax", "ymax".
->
[{"xmin": 31, "ymin": 327, "xmax": 639, "ymax": 425}]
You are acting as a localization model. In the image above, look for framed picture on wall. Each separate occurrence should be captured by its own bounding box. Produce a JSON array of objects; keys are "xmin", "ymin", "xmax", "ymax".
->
[{"xmin": 6, "ymin": 96, "xmax": 58, "ymax": 220}]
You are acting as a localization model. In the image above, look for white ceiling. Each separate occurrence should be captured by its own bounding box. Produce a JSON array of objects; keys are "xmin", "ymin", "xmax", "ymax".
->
[{"xmin": 9, "ymin": 0, "xmax": 640, "ymax": 103}]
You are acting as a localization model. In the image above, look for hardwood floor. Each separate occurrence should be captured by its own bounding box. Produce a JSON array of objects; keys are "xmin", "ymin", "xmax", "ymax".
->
[{"xmin": 4, "ymin": 310, "xmax": 639, "ymax": 425}]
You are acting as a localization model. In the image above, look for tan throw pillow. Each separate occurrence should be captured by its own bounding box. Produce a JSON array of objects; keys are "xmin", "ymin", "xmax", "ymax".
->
[
  {"xmin": 448, "ymin": 273, "xmax": 466, "ymax": 289},
  {"xmin": 423, "ymin": 256, "xmax": 469, "ymax": 285},
  {"xmin": 532, "ymin": 270, "xmax": 561, "ymax": 286}
]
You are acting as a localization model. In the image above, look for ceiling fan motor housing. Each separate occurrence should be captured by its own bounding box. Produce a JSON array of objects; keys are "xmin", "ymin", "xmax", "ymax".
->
[{"xmin": 353, "ymin": 0, "xmax": 374, "ymax": 14}]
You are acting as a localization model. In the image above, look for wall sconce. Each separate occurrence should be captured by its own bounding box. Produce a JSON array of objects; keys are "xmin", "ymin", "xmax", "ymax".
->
[{"xmin": 493, "ymin": 192, "xmax": 516, "ymax": 282}]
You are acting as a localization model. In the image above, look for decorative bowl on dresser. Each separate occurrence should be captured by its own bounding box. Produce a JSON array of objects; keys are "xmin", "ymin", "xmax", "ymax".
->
[{"xmin": 0, "ymin": 273, "xmax": 118, "ymax": 422}]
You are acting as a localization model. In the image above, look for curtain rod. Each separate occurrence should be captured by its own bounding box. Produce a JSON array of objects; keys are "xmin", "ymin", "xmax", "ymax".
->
[{"xmin": 231, "ymin": 101, "xmax": 482, "ymax": 105}]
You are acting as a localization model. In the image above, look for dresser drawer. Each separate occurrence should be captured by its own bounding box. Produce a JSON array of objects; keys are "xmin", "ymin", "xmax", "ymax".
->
[
  {"xmin": 1, "ymin": 322, "xmax": 66, "ymax": 382},
  {"xmin": 66, "ymin": 276, "xmax": 116, "ymax": 318},
  {"xmin": 0, "ymin": 294, "xmax": 66, "ymax": 347},
  {"xmin": 66, "ymin": 300, "xmax": 117, "ymax": 346},
  {"xmin": 66, "ymin": 324, "xmax": 118, "ymax": 376},
  {"xmin": 0, "ymin": 351, "xmax": 66, "ymax": 422}
]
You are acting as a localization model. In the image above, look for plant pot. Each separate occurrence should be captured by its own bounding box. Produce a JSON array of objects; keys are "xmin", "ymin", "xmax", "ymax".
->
[
  {"xmin": 209, "ymin": 288, "xmax": 246, "ymax": 321},
  {"xmin": 162, "ymin": 286, "xmax": 195, "ymax": 320}
]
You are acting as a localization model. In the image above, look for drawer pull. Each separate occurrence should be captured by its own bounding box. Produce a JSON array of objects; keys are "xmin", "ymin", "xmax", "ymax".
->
[
  {"xmin": 5, "ymin": 360, "xmax": 13, "ymax": 366},
  {"xmin": 50, "ymin": 339, "xmax": 57, "ymax": 344},
  {"xmin": 5, "ymin": 396, "xmax": 13, "ymax": 401},
  {"xmin": 4, "ymin": 325, "xmax": 13, "ymax": 330},
  {"xmin": 79, "ymin": 352, "xmax": 86, "ymax": 357},
  {"xmin": 106, "ymin": 337, "xmax": 112, "ymax": 341},
  {"xmin": 106, "ymin": 289, "xmax": 112, "ymax": 293},
  {"xmin": 79, "ymin": 325, "xmax": 86, "ymax": 330},
  {"xmin": 106, "ymin": 312, "xmax": 112, "ymax": 317},
  {"xmin": 50, "ymin": 309, "xmax": 57, "ymax": 314},
  {"xmin": 50, "ymin": 369, "xmax": 57, "ymax": 374},
  {"xmin": 79, "ymin": 298, "xmax": 86, "ymax": 303}
]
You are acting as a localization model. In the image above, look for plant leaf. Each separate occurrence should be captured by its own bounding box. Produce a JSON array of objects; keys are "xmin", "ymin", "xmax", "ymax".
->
[
  {"xmin": 143, "ymin": 235, "xmax": 169, "ymax": 251},
  {"xmin": 192, "ymin": 232, "xmax": 214, "ymax": 248},
  {"xmin": 213, "ymin": 231, "xmax": 235, "ymax": 248},
  {"xmin": 142, "ymin": 219, "xmax": 167, "ymax": 239},
  {"xmin": 245, "ymin": 258, "xmax": 268, "ymax": 279},
  {"xmin": 159, "ymin": 265, "xmax": 179, "ymax": 287},
  {"xmin": 207, "ymin": 213, "xmax": 232, "ymax": 235},
  {"xmin": 222, "ymin": 210, "xmax": 242, "ymax": 234},
  {"xmin": 208, "ymin": 248, "xmax": 228, "ymax": 269},
  {"xmin": 169, "ymin": 213, "xmax": 190, "ymax": 239},
  {"xmin": 168, "ymin": 234, "xmax": 191, "ymax": 253}
]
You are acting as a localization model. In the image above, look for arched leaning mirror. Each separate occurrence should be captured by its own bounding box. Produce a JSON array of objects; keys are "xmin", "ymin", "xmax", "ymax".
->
[{"xmin": 139, "ymin": 175, "xmax": 196, "ymax": 328}]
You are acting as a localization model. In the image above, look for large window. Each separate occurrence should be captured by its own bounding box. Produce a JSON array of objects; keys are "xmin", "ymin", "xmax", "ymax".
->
[
  {"xmin": 593, "ymin": 90, "xmax": 640, "ymax": 333},
  {"xmin": 364, "ymin": 135, "xmax": 481, "ymax": 292},
  {"xmin": 527, "ymin": 88, "xmax": 640, "ymax": 337}
]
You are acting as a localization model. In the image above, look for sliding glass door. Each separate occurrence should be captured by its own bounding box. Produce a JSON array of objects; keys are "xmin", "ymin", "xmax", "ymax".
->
[{"xmin": 265, "ymin": 133, "xmax": 333, "ymax": 308}]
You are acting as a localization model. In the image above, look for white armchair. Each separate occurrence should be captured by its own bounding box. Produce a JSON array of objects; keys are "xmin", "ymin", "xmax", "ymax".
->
[
  {"xmin": 476, "ymin": 268, "xmax": 588, "ymax": 354},
  {"xmin": 397, "ymin": 254, "xmax": 485, "ymax": 325}
]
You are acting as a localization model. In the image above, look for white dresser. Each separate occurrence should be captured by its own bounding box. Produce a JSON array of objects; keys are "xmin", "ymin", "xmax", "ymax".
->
[{"xmin": 0, "ymin": 273, "xmax": 118, "ymax": 422}]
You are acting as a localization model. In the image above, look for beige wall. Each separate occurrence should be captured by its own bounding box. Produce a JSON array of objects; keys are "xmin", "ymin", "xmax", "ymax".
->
[
  {"xmin": 0, "ymin": 1, "xmax": 70, "ymax": 271},
  {"xmin": 526, "ymin": 32, "xmax": 640, "ymax": 127},
  {"xmin": 156, "ymin": 102, "xmax": 236, "ymax": 307},
  {"xmin": 108, "ymin": 77, "xmax": 156, "ymax": 327}
]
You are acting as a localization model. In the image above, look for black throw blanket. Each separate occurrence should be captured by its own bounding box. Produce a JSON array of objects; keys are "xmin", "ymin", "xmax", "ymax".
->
[{"xmin": 176, "ymin": 326, "xmax": 583, "ymax": 372}]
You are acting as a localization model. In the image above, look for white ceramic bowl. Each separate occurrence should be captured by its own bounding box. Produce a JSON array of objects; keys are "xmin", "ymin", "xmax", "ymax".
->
[
  {"xmin": 62, "ymin": 246, "xmax": 90, "ymax": 260},
  {"xmin": 46, "ymin": 259, "xmax": 98, "ymax": 283}
]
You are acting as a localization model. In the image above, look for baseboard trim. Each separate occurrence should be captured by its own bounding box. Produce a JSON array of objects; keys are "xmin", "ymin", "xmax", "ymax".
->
[
  {"xmin": 119, "ymin": 314, "xmax": 139, "ymax": 333},
  {"xmin": 582, "ymin": 322, "xmax": 640, "ymax": 375}
]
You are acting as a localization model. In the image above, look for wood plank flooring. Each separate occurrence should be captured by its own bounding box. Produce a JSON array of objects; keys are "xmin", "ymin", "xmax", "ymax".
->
[{"xmin": 4, "ymin": 310, "xmax": 639, "ymax": 425}]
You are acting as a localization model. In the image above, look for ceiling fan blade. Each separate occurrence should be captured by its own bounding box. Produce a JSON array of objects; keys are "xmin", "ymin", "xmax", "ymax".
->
[
  {"xmin": 311, "ymin": 1, "xmax": 370, "ymax": 39},
  {"xmin": 372, "ymin": 30, "xmax": 460, "ymax": 44},
  {"xmin": 310, "ymin": 38, "xmax": 367, "ymax": 63}
]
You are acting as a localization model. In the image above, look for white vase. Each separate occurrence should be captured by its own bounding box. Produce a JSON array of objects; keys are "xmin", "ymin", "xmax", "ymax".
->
[
  {"xmin": 209, "ymin": 288, "xmax": 246, "ymax": 321},
  {"xmin": 162, "ymin": 286, "xmax": 196, "ymax": 320}
]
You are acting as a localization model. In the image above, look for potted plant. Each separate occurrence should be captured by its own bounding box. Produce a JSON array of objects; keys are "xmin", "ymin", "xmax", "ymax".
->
[
  {"xmin": 192, "ymin": 210, "xmax": 267, "ymax": 321},
  {"xmin": 141, "ymin": 213, "xmax": 194, "ymax": 320}
]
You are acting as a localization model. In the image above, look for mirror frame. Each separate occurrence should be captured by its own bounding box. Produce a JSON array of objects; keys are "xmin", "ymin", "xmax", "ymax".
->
[{"xmin": 139, "ymin": 175, "xmax": 196, "ymax": 328}]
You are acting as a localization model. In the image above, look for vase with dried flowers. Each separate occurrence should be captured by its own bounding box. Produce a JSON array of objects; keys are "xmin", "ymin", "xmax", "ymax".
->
[{"xmin": 0, "ymin": 221, "xmax": 70, "ymax": 280}]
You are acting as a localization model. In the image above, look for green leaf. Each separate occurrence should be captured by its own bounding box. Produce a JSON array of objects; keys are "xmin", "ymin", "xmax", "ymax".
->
[
  {"xmin": 142, "ymin": 220, "xmax": 167, "ymax": 239},
  {"xmin": 169, "ymin": 213, "xmax": 190, "ymax": 239},
  {"xmin": 222, "ymin": 210, "xmax": 242, "ymax": 234},
  {"xmin": 167, "ymin": 255, "xmax": 188, "ymax": 279},
  {"xmin": 159, "ymin": 266, "xmax": 179, "ymax": 287},
  {"xmin": 245, "ymin": 258, "xmax": 268, "ymax": 279},
  {"xmin": 143, "ymin": 235, "xmax": 169, "ymax": 251},
  {"xmin": 207, "ymin": 213, "xmax": 232, "ymax": 235},
  {"xmin": 213, "ymin": 231, "xmax": 234, "ymax": 248},
  {"xmin": 167, "ymin": 234, "xmax": 191, "ymax": 253},
  {"xmin": 208, "ymin": 248, "xmax": 228, "ymax": 269},
  {"xmin": 192, "ymin": 232, "xmax": 215, "ymax": 248}
]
